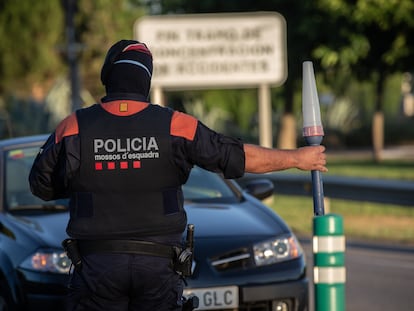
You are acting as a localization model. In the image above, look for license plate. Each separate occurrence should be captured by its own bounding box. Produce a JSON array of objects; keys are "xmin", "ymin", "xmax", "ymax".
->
[{"xmin": 184, "ymin": 286, "xmax": 239, "ymax": 310}]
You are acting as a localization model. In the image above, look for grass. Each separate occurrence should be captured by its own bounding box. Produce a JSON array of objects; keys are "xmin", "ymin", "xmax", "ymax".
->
[
  {"xmin": 325, "ymin": 158, "xmax": 414, "ymax": 181},
  {"xmin": 268, "ymin": 195, "xmax": 414, "ymax": 245},
  {"xmin": 266, "ymin": 157, "xmax": 414, "ymax": 245}
]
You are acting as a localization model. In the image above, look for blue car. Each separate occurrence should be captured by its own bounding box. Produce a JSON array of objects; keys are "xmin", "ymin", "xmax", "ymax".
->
[{"xmin": 0, "ymin": 135, "xmax": 308, "ymax": 311}]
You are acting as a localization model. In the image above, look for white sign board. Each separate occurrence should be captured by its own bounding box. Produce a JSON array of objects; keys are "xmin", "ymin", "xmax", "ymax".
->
[{"xmin": 135, "ymin": 12, "xmax": 287, "ymax": 89}]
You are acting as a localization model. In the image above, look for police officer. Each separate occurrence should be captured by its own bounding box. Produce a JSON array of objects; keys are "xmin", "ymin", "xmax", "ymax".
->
[{"xmin": 29, "ymin": 40, "xmax": 327, "ymax": 311}]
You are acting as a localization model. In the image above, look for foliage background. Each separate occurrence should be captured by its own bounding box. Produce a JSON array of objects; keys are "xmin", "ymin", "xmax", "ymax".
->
[{"xmin": 0, "ymin": 0, "xmax": 413, "ymax": 152}]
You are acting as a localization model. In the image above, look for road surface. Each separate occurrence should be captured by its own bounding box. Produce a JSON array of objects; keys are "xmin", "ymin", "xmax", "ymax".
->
[{"xmin": 300, "ymin": 238, "xmax": 414, "ymax": 311}]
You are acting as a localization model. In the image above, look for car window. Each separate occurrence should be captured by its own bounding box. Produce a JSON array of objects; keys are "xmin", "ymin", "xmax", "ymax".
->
[
  {"xmin": 5, "ymin": 146, "xmax": 67, "ymax": 212},
  {"xmin": 182, "ymin": 167, "xmax": 240, "ymax": 203}
]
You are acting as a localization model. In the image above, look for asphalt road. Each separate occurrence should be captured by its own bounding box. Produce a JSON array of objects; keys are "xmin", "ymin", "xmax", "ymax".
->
[{"xmin": 300, "ymin": 238, "xmax": 414, "ymax": 311}]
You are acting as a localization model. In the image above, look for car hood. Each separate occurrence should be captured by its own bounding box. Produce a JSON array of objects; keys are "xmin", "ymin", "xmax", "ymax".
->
[
  {"xmin": 10, "ymin": 200, "xmax": 287, "ymax": 245},
  {"xmin": 185, "ymin": 199, "xmax": 287, "ymax": 238},
  {"xmin": 11, "ymin": 212, "xmax": 69, "ymax": 248}
]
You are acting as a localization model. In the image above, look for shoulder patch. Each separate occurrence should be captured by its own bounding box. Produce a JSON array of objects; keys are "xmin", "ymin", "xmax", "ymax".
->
[
  {"xmin": 170, "ymin": 111, "xmax": 198, "ymax": 141},
  {"xmin": 55, "ymin": 113, "xmax": 79, "ymax": 143}
]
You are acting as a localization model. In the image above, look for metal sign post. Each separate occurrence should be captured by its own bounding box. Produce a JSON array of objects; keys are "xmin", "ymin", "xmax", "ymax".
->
[{"xmin": 302, "ymin": 61, "xmax": 345, "ymax": 311}]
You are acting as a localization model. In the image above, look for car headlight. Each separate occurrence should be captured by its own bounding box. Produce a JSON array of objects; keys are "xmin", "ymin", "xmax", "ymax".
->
[
  {"xmin": 20, "ymin": 249, "xmax": 71, "ymax": 274},
  {"xmin": 253, "ymin": 235, "xmax": 302, "ymax": 266}
]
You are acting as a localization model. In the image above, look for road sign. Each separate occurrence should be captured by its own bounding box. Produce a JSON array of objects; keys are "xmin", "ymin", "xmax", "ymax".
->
[{"xmin": 135, "ymin": 12, "xmax": 287, "ymax": 89}]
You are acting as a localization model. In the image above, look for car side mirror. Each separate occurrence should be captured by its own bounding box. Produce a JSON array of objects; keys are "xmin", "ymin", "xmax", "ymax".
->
[{"xmin": 243, "ymin": 179, "xmax": 274, "ymax": 200}]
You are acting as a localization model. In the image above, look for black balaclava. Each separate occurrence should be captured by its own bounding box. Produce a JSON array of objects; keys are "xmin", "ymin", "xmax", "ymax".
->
[{"xmin": 101, "ymin": 40, "xmax": 153, "ymax": 100}]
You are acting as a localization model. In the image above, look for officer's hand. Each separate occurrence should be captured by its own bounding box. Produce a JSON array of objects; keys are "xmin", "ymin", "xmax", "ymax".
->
[{"xmin": 295, "ymin": 146, "xmax": 328, "ymax": 172}]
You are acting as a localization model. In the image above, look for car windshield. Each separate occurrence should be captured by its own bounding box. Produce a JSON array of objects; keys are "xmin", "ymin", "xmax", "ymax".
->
[
  {"xmin": 4, "ymin": 145, "xmax": 240, "ymax": 212},
  {"xmin": 183, "ymin": 167, "xmax": 241, "ymax": 203},
  {"xmin": 5, "ymin": 146, "xmax": 67, "ymax": 213}
]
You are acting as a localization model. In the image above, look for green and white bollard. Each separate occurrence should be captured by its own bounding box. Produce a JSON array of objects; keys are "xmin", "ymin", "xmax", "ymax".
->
[{"xmin": 313, "ymin": 214, "xmax": 346, "ymax": 311}]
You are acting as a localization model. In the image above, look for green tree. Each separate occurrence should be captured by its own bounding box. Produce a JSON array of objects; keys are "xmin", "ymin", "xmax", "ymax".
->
[
  {"xmin": 0, "ymin": 0, "xmax": 146, "ymax": 136},
  {"xmin": 76, "ymin": 0, "xmax": 146, "ymax": 99},
  {"xmin": 0, "ymin": 0, "xmax": 64, "ymax": 96},
  {"xmin": 314, "ymin": 0, "xmax": 414, "ymax": 160},
  {"xmin": 0, "ymin": 1, "xmax": 64, "ymax": 137}
]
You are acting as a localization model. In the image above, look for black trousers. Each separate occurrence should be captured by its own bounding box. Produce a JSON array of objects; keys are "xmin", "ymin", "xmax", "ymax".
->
[{"xmin": 65, "ymin": 253, "xmax": 184, "ymax": 311}]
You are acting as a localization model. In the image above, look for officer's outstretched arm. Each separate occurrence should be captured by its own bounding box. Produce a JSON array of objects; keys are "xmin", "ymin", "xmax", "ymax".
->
[{"xmin": 243, "ymin": 144, "xmax": 327, "ymax": 174}]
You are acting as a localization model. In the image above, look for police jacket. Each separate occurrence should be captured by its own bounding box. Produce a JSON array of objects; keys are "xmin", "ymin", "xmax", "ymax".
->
[{"xmin": 29, "ymin": 95, "xmax": 245, "ymax": 240}]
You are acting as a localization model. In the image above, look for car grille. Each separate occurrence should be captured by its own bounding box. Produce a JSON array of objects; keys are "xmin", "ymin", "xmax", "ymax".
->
[
  {"xmin": 202, "ymin": 248, "xmax": 299, "ymax": 311},
  {"xmin": 210, "ymin": 248, "xmax": 252, "ymax": 271}
]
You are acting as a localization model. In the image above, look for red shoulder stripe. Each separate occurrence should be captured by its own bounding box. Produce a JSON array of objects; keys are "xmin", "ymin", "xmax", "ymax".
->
[
  {"xmin": 55, "ymin": 113, "xmax": 79, "ymax": 143},
  {"xmin": 170, "ymin": 111, "xmax": 198, "ymax": 141}
]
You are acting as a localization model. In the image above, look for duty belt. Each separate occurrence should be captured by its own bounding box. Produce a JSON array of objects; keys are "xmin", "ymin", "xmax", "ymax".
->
[{"xmin": 77, "ymin": 239, "xmax": 176, "ymax": 258}]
